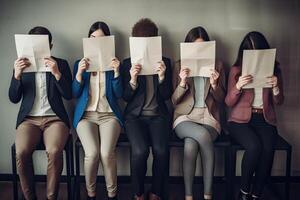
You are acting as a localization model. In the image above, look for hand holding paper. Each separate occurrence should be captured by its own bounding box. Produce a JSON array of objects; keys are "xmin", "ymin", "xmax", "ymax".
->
[
  {"xmin": 15, "ymin": 34, "xmax": 51, "ymax": 72},
  {"xmin": 129, "ymin": 64, "xmax": 142, "ymax": 85},
  {"xmin": 180, "ymin": 41, "xmax": 216, "ymax": 77},
  {"xmin": 156, "ymin": 61, "xmax": 166, "ymax": 81},
  {"xmin": 179, "ymin": 67, "xmax": 190, "ymax": 87},
  {"xmin": 129, "ymin": 36, "xmax": 162, "ymax": 75},
  {"xmin": 83, "ymin": 35, "xmax": 115, "ymax": 72},
  {"xmin": 241, "ymin": 49, "xmax": 276, "ymax": 88},
  {"xmin": 44, "ymin": 57, "xmax": 61, "ymax": 80},
  {"xmin": 13, "ymin": 58, "xmax": 31, "ymax": 80},
  {"xmin": 209, "ymin": 69, "xmax": 220, "ymax": 89}
]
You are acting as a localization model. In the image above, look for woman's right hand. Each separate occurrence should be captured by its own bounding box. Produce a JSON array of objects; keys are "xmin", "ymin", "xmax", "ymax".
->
[
  {"xmin": 130, "ymin": 64, "xmax": 142, "ymax": 85},
  {"xmin": 14, "ymin": 58, "xmax": 30, "ymax": 80},
  {"xmin": 179, "ymin": 67, "xmax": 190, "ymax": 88},
  {"xmin": 76, "ymin": 58, "xmax": 89, "ymax": 82},
  {"xmin": 236, "ymin": 74, "xmax": 253, "ymax": 90}
]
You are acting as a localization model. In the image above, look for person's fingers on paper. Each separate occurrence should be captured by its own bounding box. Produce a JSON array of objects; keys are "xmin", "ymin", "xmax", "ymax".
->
[
  {"xmin": 111, "ymin": 58, "xmax": 120, "ymax": 71},
  {"xmin": 266, "ymin": 75, "xmax": 278, "ymax": 87},
  {"xmin": 236, "ymin": 75, "xmax": 253, "ymax": 90},
  {"xmin": 133, "ymin": 63, "xmax": 142, "ymax": 69}
]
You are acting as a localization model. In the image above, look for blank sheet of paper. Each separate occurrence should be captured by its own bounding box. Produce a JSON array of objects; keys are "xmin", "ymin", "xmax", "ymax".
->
[
  {"xmin": 15, "ymin": 34, "xmax": 51, "ymax": 72},
  {"xmin": 83, "ymin": 35, "xmax": 115, "ymax": 72},
  {"xmin": 242, "ymin": 49, "xmax": 276, "ymax": 89},
  {"xmin": 180, "ymin": 41, "xmax": 215, "ymax": 77},
  {"xmin": 129, "ymin": 36, "xmax": 162, "ymax": 75}
]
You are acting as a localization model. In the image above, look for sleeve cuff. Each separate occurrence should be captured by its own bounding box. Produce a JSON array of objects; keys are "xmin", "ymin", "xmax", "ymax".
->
[
  {"xmin": 130, "ymin": 82, "xmax": 138, "ymax": 90},
  {"xmin": 272, "ymin": 87, "xmax": 280, "ymax": 96}
]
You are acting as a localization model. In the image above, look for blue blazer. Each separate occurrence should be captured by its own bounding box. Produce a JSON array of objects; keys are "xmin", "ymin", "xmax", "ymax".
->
[{"xmin": 72, "ymin": 60, "xmax": 124, "ymax": 128}]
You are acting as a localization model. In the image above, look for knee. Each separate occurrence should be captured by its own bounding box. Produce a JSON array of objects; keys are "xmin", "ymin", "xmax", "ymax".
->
[
  {"xmin": 100, "ymin": 148, "xmax": 115, "ymax": 162},
  {"xmin": 245, "ymin": 142, "xmax": 262, "ymax": 158},
  {"xmin": 262, "ymin": 146, "xmax": 275, "ymax": 158},
  {"xmin": 16, "ymin": 149, "xmax": 32, "ymax": 162},
  {"xmin": 46, "ymin": 148, "xmax": 63, "ymax": 159},
  {"xmin": 132, "ymin": 147, "xmax": 149, "ymax": 161},
  {"xmin": 152, "ymin": 145, "xmax": 169, "ymax": 160},
  {"xmin": 184, "ymin": 140, "xmax": 198, "ymax": 158},
  {"xmin": 84, "ymin": 149, "xmax": 100, "ymax": 162}
]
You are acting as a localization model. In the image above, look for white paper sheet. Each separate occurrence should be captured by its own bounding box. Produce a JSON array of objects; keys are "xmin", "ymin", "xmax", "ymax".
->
[
  {"xmin": 15, "ymin": 34, "xmax": 51, "ymax": 72},
  {"xmin": 129, "ymin": 36, "xmax": 162, "ymax": 75},
  {"xmin": 242, "ymin": 49, "xmax": 276, "ymax": 89},
  {"xmin": 83, "ymin": 35, "xmax": 115, "ymax": 72},
  {"xmin": 180, "ymin": 41, "xmax": 216, "ymax": 77}
]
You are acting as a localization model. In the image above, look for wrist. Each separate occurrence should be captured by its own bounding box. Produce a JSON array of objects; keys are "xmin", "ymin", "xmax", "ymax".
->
[
  {"xmin": 114, "ymin": 70, "xmax": 120, "ymax": 78},
  {"xmin": 236, "ymin": 84, "xmax": 241, "ymax": 91},
  {"xmin": 211, "ymin": 83, "xmax": 217, "ymax": 90},
  {"xmin": 159, "ymin": 75, "xmax": 165, "ymax": 81},
  {"xmin": 54, "ymin": 72, "xmax": 62, "ymax": 81},
  {"xmin": 179, "ymin": 80, "xmax": 186, "ymax": 88},
  {"xmin": 14, "ymin": 73, "xmax": 21, "ymax": 80},
  {"xmin": 130, "ymin": 78, "xmax": 137, "ymax": 85}
]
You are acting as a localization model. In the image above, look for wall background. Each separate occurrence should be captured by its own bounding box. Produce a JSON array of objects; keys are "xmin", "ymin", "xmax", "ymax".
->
[{"xmin": 0, "ymin": 0, "xmax": 299, "ymax": 177}]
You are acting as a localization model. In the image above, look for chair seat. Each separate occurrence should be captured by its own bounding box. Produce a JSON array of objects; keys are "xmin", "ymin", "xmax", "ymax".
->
[
  {"xmin": 75, "ymin": 131, "xmax": 231, "ymax": 148},
  {"xmin": 230, "ymin": 134, "xmax": 291, "ymax": 150}
]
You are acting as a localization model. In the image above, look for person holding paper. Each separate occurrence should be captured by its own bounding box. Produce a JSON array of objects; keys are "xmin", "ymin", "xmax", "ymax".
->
[
  {"xmin": 9, "ymin": 26, "xmax": 72, "ymax": 200},
  {"xmin": 172, "ymin": 27, "xmax": 226, "ymax": 200},
  {"xmin": 72, "ymin": 21, "xmax": 123, "ymax": 200},
  {"xmin": 121, "ymin": 18, "xmax": 172, "ymax": 200},
  {"xmin": 225, "ymin": 31, "xmax": 284, "ymax": 200}
]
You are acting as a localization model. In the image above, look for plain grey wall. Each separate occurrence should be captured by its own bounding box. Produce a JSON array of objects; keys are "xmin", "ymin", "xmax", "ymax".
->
[{"xmin": 0, "ymin": 0, "xmax": 299, "ymax": 177}]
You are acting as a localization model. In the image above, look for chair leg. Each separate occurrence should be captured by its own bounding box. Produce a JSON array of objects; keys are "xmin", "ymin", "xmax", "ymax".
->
[
  {"xmin": 224, "ymin": 146, "xmax": 231, "ymax": 200},
  {"xmin": 75, "ymin": 142, "xmax": 81, "ymax": 200},
  {"xmin": 229, "ymin": 147, "xmax": 237, "ymax": 200},
  {"xmin": 11, "ymin": 144, "xmax": 18, "ymax": 200},
  {"xmin": 66, "ymin": 143, "xmax": 72, "ymax": 200},
  {"xmin": 285, "ymin": 148, "xmax": 291, "ymax": 200}
]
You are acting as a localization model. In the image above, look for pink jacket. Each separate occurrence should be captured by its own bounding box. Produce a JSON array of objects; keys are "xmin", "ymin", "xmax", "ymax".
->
[{"xmin": 225, "ymin": 66, "xmax": 284, "ymax": 125}]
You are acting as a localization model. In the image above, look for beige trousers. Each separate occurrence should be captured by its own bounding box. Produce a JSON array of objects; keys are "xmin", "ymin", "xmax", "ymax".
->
[
  {"xmin": 15, "ymin": 116, "xmax": 69, "ymax": 200},
  {"xmin": 76, "ymin": 111, "xmax": 121, "ymax": 197}
]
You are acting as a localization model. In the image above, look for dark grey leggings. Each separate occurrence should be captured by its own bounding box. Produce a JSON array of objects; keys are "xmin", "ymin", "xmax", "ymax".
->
[{"xmin": 175, "ymin": 121, "xmax": 218, "ymax": 197}]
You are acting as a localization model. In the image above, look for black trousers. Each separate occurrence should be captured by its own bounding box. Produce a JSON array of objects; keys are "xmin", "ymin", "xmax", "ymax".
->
[
  {"xmin": 125, "ymin": 115, "xmax": 170, "ymax": 198},
  {"xmin": 228, "ymin": 113, "xmax": 277, "ymax": 196}
]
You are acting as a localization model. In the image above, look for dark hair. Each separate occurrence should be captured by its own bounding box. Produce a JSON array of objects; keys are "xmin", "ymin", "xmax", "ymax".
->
[
  {"xmin": 184, "ymin": 26, "xmax": 210, "ymax": 42},
  {"xmin": 28, "ymin": 26, "xmax": 52, "ymax": 44},
  {"xmin": 234, "ymin": 31, "xmax": 279, "ymax": 69},
  {"xmin": 132, "ymin": 18, "xmax": 158, "ymax": 37},
  {"xmin": 88, "ymin": 21, "xmax": 110, "ymax": 37}
]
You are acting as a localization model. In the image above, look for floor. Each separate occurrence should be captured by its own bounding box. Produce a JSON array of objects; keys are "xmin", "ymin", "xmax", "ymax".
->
[{"xmin": 0, "ymin": 181, "xmax": 298, "ymax": 200}]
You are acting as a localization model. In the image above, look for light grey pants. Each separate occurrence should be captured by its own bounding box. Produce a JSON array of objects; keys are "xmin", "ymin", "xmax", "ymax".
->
[{"xmin": 175, "ymin": 121, "xmax": 218, "ymax": 198}]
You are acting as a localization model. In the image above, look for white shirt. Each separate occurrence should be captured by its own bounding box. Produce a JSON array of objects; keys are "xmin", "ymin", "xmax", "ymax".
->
[
  {"xmin": 28, "ymin": 72, "xmax": 55, "ymax": 116},
  {"xmin": 85, "ymin": 72, "xmax": 113, "ymax": 112},
  {"xmin": 252, "ymin": 88, "xmax": 263, "ymax": 108}
]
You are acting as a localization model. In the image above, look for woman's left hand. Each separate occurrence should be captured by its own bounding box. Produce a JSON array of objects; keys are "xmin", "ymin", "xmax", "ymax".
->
[
  {"xmin": 267, "ymin": 75, "xmax": 278, "ymax": 88},
  {"xmin": 110, "ymin": 57, "xmax": 120, "ymax": 77},
  {"xmin": 156, "ymin": 61, "xmax": 166, "ymax": 82},
  {"xmin": 209, "ymin": 69, "xmax": 219, "ymax": 90},
  {"xmin": 45, "ymin": 57, "xmax": 61, "ymax": 80}
]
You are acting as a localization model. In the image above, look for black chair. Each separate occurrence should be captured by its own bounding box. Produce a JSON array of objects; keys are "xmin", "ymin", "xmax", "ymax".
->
[
  {"xmin": 228, "ymin": 134, "xmax": 292, "ymax": 200},
  {"xmin": 74, "ymin": 132, "xmax": 232, "ymax": 200},
  {"xmin": 11, "ymin": 134, "xmax": 74, "ymax": 200}
]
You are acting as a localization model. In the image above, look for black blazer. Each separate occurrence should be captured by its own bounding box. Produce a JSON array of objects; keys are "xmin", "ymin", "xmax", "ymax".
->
[
  {"xmin": 121, "ymin": 57, "xmax": 173, "ymax": 120},
  {"xmin": 8, "ymin": 57, "xmax": 72, "ymax": 128}
]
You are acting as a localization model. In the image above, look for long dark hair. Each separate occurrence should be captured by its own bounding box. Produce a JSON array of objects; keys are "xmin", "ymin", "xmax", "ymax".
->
[
  {"xmin": 184, "ymin": 26, "xmax": 210, "ymax": 42},
  {"xmin": 234, "ymin": 31, "xmax": 279, "ymax": 71},
  {"xmin": 88, "ymin": 21, "xmax": 110, "ymax": 37}
]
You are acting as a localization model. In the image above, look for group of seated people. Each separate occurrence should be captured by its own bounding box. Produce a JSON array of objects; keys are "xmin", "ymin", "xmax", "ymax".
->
[{"xmin": 9, "ymin": 18, "xmax": 284, "ymax": 200}]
